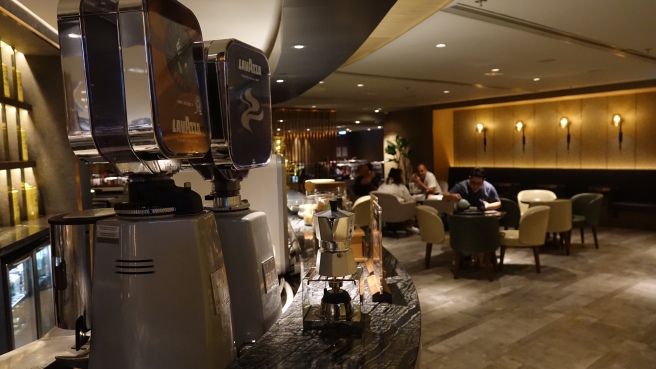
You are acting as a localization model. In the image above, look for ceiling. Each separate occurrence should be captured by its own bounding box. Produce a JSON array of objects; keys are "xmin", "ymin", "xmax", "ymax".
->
[{"xmin": 13, "ymin": 0, "xmax": 656, "ymax": 131}]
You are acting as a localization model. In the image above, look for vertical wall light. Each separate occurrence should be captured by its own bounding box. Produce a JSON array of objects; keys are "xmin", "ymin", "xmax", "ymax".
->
[
  {"xmin": 559, "ymin": 117, "xmax": 571, "ymax": 150},
  {"xmin": 476, "ymin": 123, "xmax": 487, "ymax": 152},
  {"xmin": 612, "ymin": 114, "xmax": 623, "ymax": 150},
  {"xmin": 515, "ymin": 121, "xmax": 526, "ymax": 151}
]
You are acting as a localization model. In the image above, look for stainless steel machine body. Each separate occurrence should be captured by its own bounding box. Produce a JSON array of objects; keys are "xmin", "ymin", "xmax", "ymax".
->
[
  {"xmin": 192, "ymin": 39, "xmax": 282, "ymax": 354},
  {"xmin": 55, "ymin": 0, "xmax": 236, "ymax": 368}
]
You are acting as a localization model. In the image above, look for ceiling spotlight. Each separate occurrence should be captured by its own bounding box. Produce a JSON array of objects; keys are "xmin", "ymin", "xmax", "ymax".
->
[
  {"xmin": 355, "ymin": 121, "xmax": 360, "ymax": 124},
  {"xmin": 306, "ymin": 128, "xmax": 310, "ymax": 131},
  {"xmin": 377, "ymin": 126, "xmax": 382, "ymax": 129},
  {"xmin": 357, "ymin": 84, "xmax": 364, "ymax": 87},
  {"xmin": 491, "ymin": 68, "xmax": 499, "ymax": 72},
  {"xmin": 278, "ymin": 119, "xmax": 284, "ymax": 122},
  {"xmin": 319, "ymin": 81, "xmax": 324, "ymax": 84},
  {"xmin": 276, "ymin": 79, "xmax": 284, "ymax": 83},
  {"xmin": 533, "ymin": 77, "xmax": 541, "ymax": 81},
  {"xmin": 311, "ymin": 105, "xmax": 316, "ymax": 108},
  {"xmin": 374, "ymin": 109, "xmax": 380, "ymax": 113},
  {"xmin": 292, "ymin": 44, "xmax": 305, "ymax": 49},
  {"xmin": 367, "ymin": 128, "xmax": 371, "ymax": 131},
  {"xmin": 276, "ymin": 128, "xmax": 281, "ymax": 131},
  {"xmin": 443, "ymin": 90, "xmax": 450, "ymax": 94},
  {"xmin": 436, "ymin": 43, "xmax": 446, "ymax": 48}
]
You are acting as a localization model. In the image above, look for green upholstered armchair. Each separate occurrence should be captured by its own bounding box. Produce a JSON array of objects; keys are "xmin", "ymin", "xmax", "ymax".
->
[
  {"xmin": 448, "ymin": 215, "xmax": 500, "ymax": 281},
  {"xmin": 571, "ymin": 193, "xmax": 604, "ymax": 249},
  {"xmin": 499, "ymin": 198, "xmax": 520, "ymax": 230}
]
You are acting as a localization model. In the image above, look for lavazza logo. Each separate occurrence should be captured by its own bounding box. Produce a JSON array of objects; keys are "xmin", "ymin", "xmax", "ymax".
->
[
  {"xmin": 172, "ymin": 116, "xmax": 202, "ymax": 134},
  {"xmin": 238, "ymin": 58, "xmax": 262, "ymax": 76}
]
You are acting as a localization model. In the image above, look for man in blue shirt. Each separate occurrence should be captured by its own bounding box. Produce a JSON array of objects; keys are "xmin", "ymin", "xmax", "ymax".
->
[{"xmin": 443, "ymin": 167, "xmax": 501, "ymax": 210}]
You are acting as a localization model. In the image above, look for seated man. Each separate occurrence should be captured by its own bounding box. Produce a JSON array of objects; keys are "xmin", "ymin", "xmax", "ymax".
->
[
  {"xmin": 413, "ymin": 164, "xmax": 441, "ymax": 195},
  {"xmin": 353, "ymin": 162, "xmax": 380, "ymax": 198},
  {"xmin": 443, "ymin": 167, "xmax": 501, "ymax": 211}
]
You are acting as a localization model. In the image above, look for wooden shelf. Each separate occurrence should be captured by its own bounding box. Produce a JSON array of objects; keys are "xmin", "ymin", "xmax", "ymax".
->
[
  {"xmin": 0, "ymin": 95, "xmax": 31, "ymax": 111},
  {"xmin": 0, "ymin": 161, "xmax": 35, "ymax": 170}
]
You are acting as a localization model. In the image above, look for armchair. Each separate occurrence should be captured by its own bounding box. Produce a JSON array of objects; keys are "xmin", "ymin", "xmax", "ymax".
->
[
  {"xmin": 571, "ymin": 193, "xmax": 604, "ymax": 249},
  {"xmin": 500, "ymin": 205, "xmax": 550, "ymax": 273},
  {"xmin": 415, "ymin": 205, "xmax": 445, "ymax": 269},
  {"xmin": 370, "ymin": 191, "xmax": 416, "ymax": 237}
]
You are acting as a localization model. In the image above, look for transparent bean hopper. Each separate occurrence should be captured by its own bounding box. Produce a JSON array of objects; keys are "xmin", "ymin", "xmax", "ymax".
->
[{"xmin": 303, "ymin": 200, "xmax": 363, "ymax": 330}]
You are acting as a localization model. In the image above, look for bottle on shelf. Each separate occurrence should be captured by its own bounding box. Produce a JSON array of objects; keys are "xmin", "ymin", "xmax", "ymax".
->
[
  {"xmin": 23, "ymin": 182, "xmax": 38, "ymax": 220},
  {"xmin": 16, "ymin": 70, "xmax": 23, "ymax": 102},
  {"xmin": 2, "ymin": 62, "xmax": 9, "ymax": 98},
  {"xmin": 8, "ymin": 187, "xmax": 20, "ymax": 225},
  {"xmin": 19, "ymin": 127, "xmax": 27, "ymax": 160}
]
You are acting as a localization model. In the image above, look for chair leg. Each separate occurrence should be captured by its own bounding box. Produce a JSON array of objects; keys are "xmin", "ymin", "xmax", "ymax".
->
[
  {"xmin": 580, "ymin": 227, "xmax": 585, "ymax": 246},
  {"xmin": 592, "ymin": 226, "xmax": 599, "ymax": 249},
  {"xmin": 563, "ymin": 231, "xmax": 571, "ymax": 255},
  {"xmin": 499, "ymin": 246, "xmax": 506, "ymax": 271},
  {"xmin": 425, "ymin": 243, "xmax": 433, "ymax": 269},
  {"xmin": 451, "ymin": 252, "xmax": 462, "ymax": 279},
  {"xmin": 532, "ymin": 246, "xmax": 541, "ymax": 273},
  {"xmin": 485, "ymin": 252, "xmax": 494, "ymax": 282}
]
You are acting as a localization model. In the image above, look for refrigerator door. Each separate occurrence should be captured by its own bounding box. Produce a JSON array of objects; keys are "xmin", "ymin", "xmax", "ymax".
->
[
  {"xmin": 35, "ymin": 245, "xmax": 55, "ymax": 335},
  {"xmin": 8, "ymin": 256, "xmax": 37, "ymax": 349}
]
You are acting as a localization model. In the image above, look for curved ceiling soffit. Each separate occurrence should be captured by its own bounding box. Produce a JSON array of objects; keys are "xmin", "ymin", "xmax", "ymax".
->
[
  {"xmin": 341, "ymin": 0, "xmax": 452, "ymax": 67},
  {"xmin": 270, "ymin": 0, "xmax": 397, "ymax": 105}
]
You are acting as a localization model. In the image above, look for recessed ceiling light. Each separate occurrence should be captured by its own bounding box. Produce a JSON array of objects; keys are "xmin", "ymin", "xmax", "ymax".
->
[
  {"xmin": 491, "ymin": 68, "xmax": 499, "ymax": 72},
  {"xmin": 367, "ymin": 128, "xmax": 371, "ymax": 131},
  {"xmin": 319, "ymin": 81, "xmax": 324, "ymax": 84},
  {"xmin": 357, "ymin": 84, "xmax": 364, "ymax": 87},
  {"xmin": 443, "ymin": 90, "xmax": 450, "ymax": 94},
  {"xmin": 355, "ymin": 121, "xmax": 360, "ymax": 124},
  {"xmin": 374, "ymin": 109, "xmax": 380, "ymax": 113},
  {"xmin": 436, "ymin": 43, "xmax": 446, "ymax": 48},
  {"xmin": 377, "ymin": 126, "xmax": 382, "ymax": 129},
  {"xmin": 292, "ymin": 44, "xmax": 305, "ymax": 49},
  {"xmin": 311, "ymin": 105, "xmax": 316, "ymax": 108},
  {"xmin": 306, "ymin": 128, "xmax": 310, "ymax": 131},
  {"xmin": 276, "ymin": 79, "xmax": 284, "ymax": 83},
  {"xmin": 276, "ymin": 128, "xmax": 281, "ymax": 131},
  {"xmin": 533, "ymin": 77, "xmax": 541, "ymax": 81},
  {"xmin": 278, "ymin": 119, "xmax": 284, "ymax": 122}
]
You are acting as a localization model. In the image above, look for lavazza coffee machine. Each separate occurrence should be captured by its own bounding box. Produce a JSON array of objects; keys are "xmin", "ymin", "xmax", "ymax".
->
[{"xmin": 54, "ymin": 0, "xmax": 280, "ymax": 368}]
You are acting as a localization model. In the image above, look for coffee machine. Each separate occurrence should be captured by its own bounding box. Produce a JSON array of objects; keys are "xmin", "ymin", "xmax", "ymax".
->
[
  {"xmin": 57, "ymin": 0, "xmax": 235, "ymax": 368},
  {"xmin": 190, "ymin": 39, "xmax": 281, "ymax": 354},
  {"xmin": 303, "ymin": 201, "xmax": 363, "ymax": 330}
]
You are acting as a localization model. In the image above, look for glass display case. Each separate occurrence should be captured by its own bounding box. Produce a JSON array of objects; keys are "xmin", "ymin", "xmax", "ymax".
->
[{"xmin": 1, "ymin": 235, "xmax": 53, "ymax": 354}]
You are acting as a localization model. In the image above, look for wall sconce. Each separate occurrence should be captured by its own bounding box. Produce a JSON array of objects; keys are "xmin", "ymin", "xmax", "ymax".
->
[
  {"xmin": 612, "ymin": 114, "xmax": 623, "ymax": 150},
  {"xmin": 559, "ymin": 117, "xmax": 571, "ymax": 150},
  {"xmin": 515, "ymin": 121, "xmax": 526, "ymax": 151},
  {"xmin": 476, "ymin": 123, "xmax": 487, "ymax": 152}
]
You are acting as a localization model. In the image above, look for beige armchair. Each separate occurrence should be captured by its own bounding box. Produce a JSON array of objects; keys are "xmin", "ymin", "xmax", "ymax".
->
[
  {"xmin": 517, "ymin": 189, "xmax": 556, "ymax": 215},
  {"xmin": 370, "ymin": 191, "xmax": 416, "ymax": 237},
  {"xmin": 500, "ymin": 205, "xmax": 550, "ymax": 273},
  {"xmin": 352, "ymin": 195, "xmax": 371, "ymax": 229},
  {"xmin": 415, "ymin": 205, "xmax": 446, "ymax": 269},
  {"xmin": 530, "ymin": 199, "xmax": 573, "ymax": 255}
]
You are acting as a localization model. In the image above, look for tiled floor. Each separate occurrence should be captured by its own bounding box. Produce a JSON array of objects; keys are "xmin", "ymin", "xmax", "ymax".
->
[{"xmin": 382, "ymin": 227, "xmax": 656, "ymax": 369}]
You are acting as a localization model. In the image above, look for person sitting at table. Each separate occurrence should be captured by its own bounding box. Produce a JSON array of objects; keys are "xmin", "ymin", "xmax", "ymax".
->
[
  {"xmin": 412, "ymin": 164, "xmax": 441, "ymax": 195},
  {"xmin": 443, "ymin": 167, "xmax": 501, "ymax": 211},
  {"xmin": 353, "ymin": 162, "xmax": 380, "ymax": 198},
  {"xmin": 378, "ymin": 168, "xmax": 414, "ymax": 203},
  {"xmin": 378, "ymin": 168, "xmax": 418, "ymax": 233}
]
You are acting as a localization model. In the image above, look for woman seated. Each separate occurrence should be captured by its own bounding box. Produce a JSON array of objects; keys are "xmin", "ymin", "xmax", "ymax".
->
[{"xmin": 378, "ymin": 168, "xmax": 413, "ymax": 203}]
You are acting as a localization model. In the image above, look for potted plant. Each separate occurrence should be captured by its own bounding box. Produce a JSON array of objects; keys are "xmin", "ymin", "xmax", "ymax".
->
[{"xmin": 385, "ymin": 135, "xmax": 412, "ymax": 183}]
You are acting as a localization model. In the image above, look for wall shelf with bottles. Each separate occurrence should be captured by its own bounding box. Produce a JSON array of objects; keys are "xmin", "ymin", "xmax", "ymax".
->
[{"xmin": 0, "ymin": 39, "xmax": 40, "ymax": 227}]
